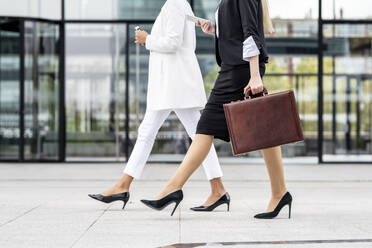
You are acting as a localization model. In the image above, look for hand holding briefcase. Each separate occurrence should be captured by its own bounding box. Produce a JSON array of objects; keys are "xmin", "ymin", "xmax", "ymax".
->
[{"xmin": 223, "ymin": 87, "xmax": 304, "ymax": 156}]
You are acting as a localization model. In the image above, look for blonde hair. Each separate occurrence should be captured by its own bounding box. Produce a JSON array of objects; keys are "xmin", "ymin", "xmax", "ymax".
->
[{"xmin": 261, "ymin": 0, "xmax": 275, "ymax": 34}]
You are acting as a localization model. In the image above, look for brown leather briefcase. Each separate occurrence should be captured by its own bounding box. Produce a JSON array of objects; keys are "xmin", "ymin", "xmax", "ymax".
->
[{"xmin": 223, "ymin": 88, "xmax": 304, "ymax": 156}]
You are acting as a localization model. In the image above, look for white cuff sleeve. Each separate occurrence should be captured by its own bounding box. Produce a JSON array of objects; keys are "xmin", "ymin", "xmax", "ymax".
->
[
  {"xmin": 242, "ymin": 36, "xmax": 260, "ymax": 62},
  {"xmin": 145, "ymin": 34, "xmax": 153, "ymax": 50}
]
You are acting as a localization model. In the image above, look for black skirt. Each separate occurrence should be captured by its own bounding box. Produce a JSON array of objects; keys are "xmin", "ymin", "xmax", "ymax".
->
[{"xmin": 196, "ymin": 63, "xmax": 266, "ymax": 142}]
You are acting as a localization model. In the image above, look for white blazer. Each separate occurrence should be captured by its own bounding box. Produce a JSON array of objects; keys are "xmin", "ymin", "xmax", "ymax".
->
[{"xmin": 145, "ymin": 0, "xmax": 207, "ymax": 110}]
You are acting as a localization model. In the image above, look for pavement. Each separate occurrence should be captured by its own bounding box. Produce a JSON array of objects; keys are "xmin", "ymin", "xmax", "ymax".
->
[{"xmin": 0, "ymin": 162, "xmax": 372, "ymax": 248}]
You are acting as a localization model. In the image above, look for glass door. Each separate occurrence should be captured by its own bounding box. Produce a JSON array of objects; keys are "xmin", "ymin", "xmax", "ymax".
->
[
  {"xmin": 1, "ymin": 20, "xmax": 61, "ymax": 161},
  {"xmin": 322, "ymin": 23, "xmax": 372, "ymax": 162},
  {"xmin": 0, "ymin": 19, "xmax": 21, "ymax": 160},
  {"xmin": 65, "ymin": 24, "xmax": 127, "ymax": 161},
  {"xmin": 23, "ymin": 21, "xmax": 61, "ymax": 160}
]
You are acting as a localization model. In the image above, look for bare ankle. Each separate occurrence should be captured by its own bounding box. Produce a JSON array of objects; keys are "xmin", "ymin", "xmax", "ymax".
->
[
  {"xmin": 113, "ymin": 182, "xmax": 129, "ymax": 192},
  {"xmin": 211, "ymin": 188, "xmax": 225, "ymax": 196},
  {"xmin": 272, "ymin": 189, "xmax": 287, "ymax": 200},
  {"xmin": 115, "ymin": 174, "xmax": 133, "ymax": 191},
  {"xmin": 210, "ymin": 178, "xmax": 226, "ymax": 196},
  {"xmin": 168, "ymin": 186, "xmax": 182, "ymax": 193},
  {"xmin": 157, "ymin": 184, "xmax": 181, "ymax": 198},
  {"xmin": 211, "ymin": 192, "xmax": 224, "ymax": 199}
]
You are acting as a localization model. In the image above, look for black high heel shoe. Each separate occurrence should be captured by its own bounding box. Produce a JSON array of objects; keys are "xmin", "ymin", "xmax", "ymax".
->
[
  {"xmin": 88, "ymin": 192, "xmax": 130, "ymax": 210},
  {"xmin": 254, "ymin": 192, "xmax": 292, "ymax": 219},
  {"xmin": 141, "ymin": 190, "xmax": 183, "ymax": 216},
  {"xmin": 190, "ymin": 192, "xmax": 231, "ymax": 212}
]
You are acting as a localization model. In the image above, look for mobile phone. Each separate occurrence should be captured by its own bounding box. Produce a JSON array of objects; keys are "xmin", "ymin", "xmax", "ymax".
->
[{"xmin": 186, "ymin": 15, "xmax": 208, "ymax": 24}]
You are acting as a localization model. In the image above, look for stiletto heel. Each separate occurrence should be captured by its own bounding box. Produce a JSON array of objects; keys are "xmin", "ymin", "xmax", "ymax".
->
[
  {"xmin": 190, "ymin": 192, "xmax": 231, "ymax": 212},
  {"xmin": 254, "ymin": 192, "xmax": 293, "ymax": 219},
  {"xmin": 88, "ymin": 192, "xmax": 130, "ymax": 210},
  {"xmin": 141, "ymin": 190, "xmax": 183, "ymax": 216},
  {"xmin": 122, "ymin": 199, "xmax": 129, "ymax": 210},
  {"xmin": 171, "ymin": 200, "xmax": 181, "ymax": 216}
]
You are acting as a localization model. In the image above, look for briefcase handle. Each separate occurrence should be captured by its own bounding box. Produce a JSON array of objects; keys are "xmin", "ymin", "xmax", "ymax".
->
[{"xmin": 245, "ymin": 86, "xmax": 269, "ymax": 99}]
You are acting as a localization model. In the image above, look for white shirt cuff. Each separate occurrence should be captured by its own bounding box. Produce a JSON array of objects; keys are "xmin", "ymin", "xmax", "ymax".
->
[
  {"xmin": 242, "ymin": 36, "xmax": 260, "ymax": 62},
  {"xmin": 145, "ymin": 34, "xmax": 153, "ymax": 50}
]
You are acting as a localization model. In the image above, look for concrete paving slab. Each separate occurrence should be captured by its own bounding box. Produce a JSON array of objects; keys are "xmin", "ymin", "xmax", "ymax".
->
[{"xmin": 0, "ymin": 163, "xmax": 371, "ymax": 248}]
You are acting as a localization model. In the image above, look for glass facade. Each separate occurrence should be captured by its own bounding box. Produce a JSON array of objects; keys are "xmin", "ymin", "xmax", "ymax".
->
[{"xmin": 0, "ymin": 0, "xmax": 371, "ymax": 163}]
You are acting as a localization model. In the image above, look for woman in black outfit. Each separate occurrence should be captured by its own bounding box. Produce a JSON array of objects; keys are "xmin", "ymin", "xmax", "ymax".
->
[{"xmin": 141, "ymin": 0, "xmax": 293, "ymax": 219}]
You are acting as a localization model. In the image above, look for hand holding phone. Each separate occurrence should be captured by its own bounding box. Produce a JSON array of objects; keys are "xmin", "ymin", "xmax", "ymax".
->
[
  {"xmin": 200, "ymin": 21, "xmax": 215, "ymax": 35},
  {"xmin": 186, "ymin": 15, "xmax": 208, "ymax": 25},
  {"xmin": 135, "ymin": 26, "xmax": 148, "ymax": 46}
]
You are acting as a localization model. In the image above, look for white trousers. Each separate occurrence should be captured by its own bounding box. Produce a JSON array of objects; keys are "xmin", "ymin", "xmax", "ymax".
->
[{"xmin": 124, "ymin": 108, "xmax": 223, "ymax": 180}]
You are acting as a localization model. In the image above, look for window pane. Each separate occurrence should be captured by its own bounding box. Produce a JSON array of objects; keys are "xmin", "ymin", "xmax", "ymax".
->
[
  {"xmin": 193, "ymin": 0, "xmax": 220, "ymax": 20},
  {"xmin": 322, "ymin": 24, "xmax": 372, "ymax": 162},
  {"xmin": 0, "ymin": 0, "xmax": 61, "ymax": 20},
  {"xmin": 0, "ymin": 20, "xmax": 20, "ymax": 160},
  {"xmin": 24, "ymin": 21, "xmax": 60, "ymax": 160},
  {"xmin": 323, "ymin": 0, "xmax": 372, "ymax": 20},
  {"xmin": 65, "ymin": 24, "xmax": 127, "ymax": 161},
  {"xmin": 324, "ymin": 24, "xmax": 372, "ymax": 38},
  {"xmin": 65, "ymin": 0, "xmax": 165, "ymax": 20}
]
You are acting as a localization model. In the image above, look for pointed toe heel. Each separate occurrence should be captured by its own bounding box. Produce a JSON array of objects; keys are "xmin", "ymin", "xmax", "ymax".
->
[
  {"xmin": 88, "ymin": 192, "xmax": 130, "ymax": 210},
  {"xmin": 254, "ymin": 192, "xmax": 292, "ymax": 219},
  {"xmin": 190, "ymin": 192, "xmax": 231, "ymax": 212},
  {"xmin": 141, "ymin": 190, "xmax": 183, "ymax": 216}
]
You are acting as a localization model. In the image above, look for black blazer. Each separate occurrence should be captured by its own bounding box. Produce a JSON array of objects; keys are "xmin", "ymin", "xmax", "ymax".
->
[{"xmin": 215, "ymin": 0, "xmax": 269, "ymax": 66}]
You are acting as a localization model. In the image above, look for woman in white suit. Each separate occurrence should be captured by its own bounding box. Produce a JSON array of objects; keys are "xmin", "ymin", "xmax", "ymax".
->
[{"xmin": 89, "ymin": 0, "xmax": 230, "ymax": 212}]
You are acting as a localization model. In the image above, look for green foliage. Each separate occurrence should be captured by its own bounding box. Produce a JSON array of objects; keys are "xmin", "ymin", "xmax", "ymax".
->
[{"xmin": 203, "ymin": 65, "xmax": 219, "ymax": 95}]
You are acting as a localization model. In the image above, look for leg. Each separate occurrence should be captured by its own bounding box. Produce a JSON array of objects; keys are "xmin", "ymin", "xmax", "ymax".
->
[
  {"xmin": 101, "ymin": 173, "xmax": 134, "ymax": 196},
  {"xmin": 175, "ymin": 108, "xmax": 226, "ymax": 206},
  {"xmin": 156, "ymin": 134, "xmax": 214, "ymax": 199},
  {"xmin": 101, "ymin": 109, "xmax": 171, "ymax": 196},
  {"xmin": 261, "ymin": 146, "xmax": 288, "ymax": 212},
  {"xmin": 205, "ymin": 178, "xmax": 226, "ymax": 206}
]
